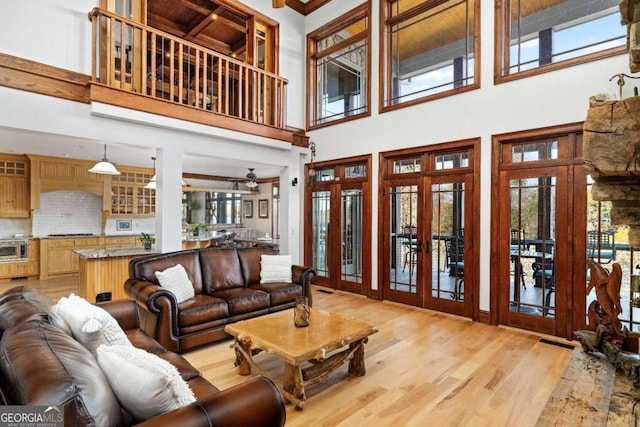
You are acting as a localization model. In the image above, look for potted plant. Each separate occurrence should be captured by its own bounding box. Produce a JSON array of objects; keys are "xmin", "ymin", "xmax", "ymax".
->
[
  {"xmin": 190, "ymin": 223, "xmax": 209, "ymax": 237},
  {"xmin": 139, "ymin": 233, "xmax": 155, "ymax": 250}
]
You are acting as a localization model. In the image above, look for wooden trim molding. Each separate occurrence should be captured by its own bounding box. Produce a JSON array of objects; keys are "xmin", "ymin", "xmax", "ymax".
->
[
  {"xmin": 287, "ymin": 0, "xmax": 333, "ymax": 16},
  {"xmin": 0, "ymin": 52, "xmax": 90, "ymax": 103}
]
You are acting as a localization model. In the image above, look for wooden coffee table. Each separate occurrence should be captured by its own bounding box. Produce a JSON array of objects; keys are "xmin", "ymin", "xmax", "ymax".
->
[{"xmin": 224, "ymin": 308, "xmax": 378, "ymax": 409}]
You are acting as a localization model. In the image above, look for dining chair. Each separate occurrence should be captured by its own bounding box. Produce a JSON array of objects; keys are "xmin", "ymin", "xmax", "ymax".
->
[
  {"xmin": 510, "ymin": 228, "xmax": 527, "ymax": 289},
  {"xmin": 532, "ymin": 259, "xmax": 554, "ymax": 316},
  {"xmin": 402, "ymin": 225, "xmax": 418, "ymax": 272},
  {"xmin": 587, "ymin": 230, "xmax": 616, "ymax": 264},
  {"xmin": 445, "ymin": 238, "xmax": 464, "ymax": 300}
]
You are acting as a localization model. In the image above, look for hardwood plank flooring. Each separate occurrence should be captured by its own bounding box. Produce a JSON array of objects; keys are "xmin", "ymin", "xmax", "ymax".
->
[{"xmin": 0, "ymin": 277, "xmax": 575, "ymax": 426}]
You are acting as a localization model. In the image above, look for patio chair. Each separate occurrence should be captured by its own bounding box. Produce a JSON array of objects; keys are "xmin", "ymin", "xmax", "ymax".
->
[
  {"xmin": 445, "ymin": 238, "xmax": 464, "ymax": 300},
  {"xmin": 587, "ymin": 230, "xmax": 616, "ymax": 264}
]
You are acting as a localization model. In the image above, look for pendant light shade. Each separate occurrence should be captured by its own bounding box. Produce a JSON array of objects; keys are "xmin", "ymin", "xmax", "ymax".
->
[{"xmin": 89, "ymin": 144, "xmax": 121, "ymax": 175}]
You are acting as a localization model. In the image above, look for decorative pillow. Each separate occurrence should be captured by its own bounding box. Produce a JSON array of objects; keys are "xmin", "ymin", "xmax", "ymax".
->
[
  {"xmin": 260, "ymin": 254, "xmax": 292, "ymax": 284},
  {"xmin": 52, "ymin": 293, "xmax": 131, "ymax": 357},
  {"xmin": 96, "ymin": 344, "xmax": 196, "ymax": 421},
  {"xmin": 154, "ymin": 264, "xmax": 195, "ymax": 303}
]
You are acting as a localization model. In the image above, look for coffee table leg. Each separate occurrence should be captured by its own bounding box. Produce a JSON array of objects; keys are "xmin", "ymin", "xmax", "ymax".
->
[
  {"xmin": 234, "ymin": 338, "xmax": 252, "ymax": 376},
  {"xmin": 348, "ymin": 339, "xmax": 366, "ymax": 377},
  {"xmin": 283, "ymin": 363, "xmax": 306, "ymax": 409}
]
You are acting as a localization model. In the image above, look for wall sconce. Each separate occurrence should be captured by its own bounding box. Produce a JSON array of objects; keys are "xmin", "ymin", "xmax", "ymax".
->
[{"xmin": 291, "ymin": 177, "xmax": 298, "ymax": 186}]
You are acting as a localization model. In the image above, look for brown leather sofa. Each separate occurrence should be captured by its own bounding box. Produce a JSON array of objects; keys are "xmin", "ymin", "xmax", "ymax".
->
[
  {"xmin": 125, "ymin": 247, "xmax": 316, "ymax": 353},
  {"xmin": 0, "ymin": 286, "xmax": 286, "ymax": 427}
]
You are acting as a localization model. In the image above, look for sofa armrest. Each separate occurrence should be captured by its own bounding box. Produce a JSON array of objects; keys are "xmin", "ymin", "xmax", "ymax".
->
[
  {"xmin": 135, "ymin": 377, "xmax": 286, "ymax": 427},
  {"xmin": 292, "ymin": 265, "xmax": 316, "ymax": 307},
  {"xmin": 124, "ymin": 278, "xmax": 181, "ymax": 353},
  {"xmin": 96, "ymin": 298, "xmax": 140, "ymax": 331}
]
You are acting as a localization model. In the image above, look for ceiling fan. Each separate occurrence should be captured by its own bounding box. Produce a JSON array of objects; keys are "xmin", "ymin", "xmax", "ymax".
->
[{"xmin": 244, "ymin": 168, "xmax": 259, "ymax": 188}]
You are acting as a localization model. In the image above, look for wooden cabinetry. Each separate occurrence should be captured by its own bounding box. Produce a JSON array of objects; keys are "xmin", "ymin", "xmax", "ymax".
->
[
  {"xmin": 0, "ymin": 239, "xmax": 39, "ymax": 280},
  {"xmin": 0, "ymin": 154, "xmax": 29, "ymax": 217},
  {"xmin": 104, "ymin": 236, "xmax": 141, "ymax": 247},
  {"xmin": 110, "ymin": 167, "xmax": 155, "ymax": 216},
  {"xmin": 39, "ymin": 237, "xmax": 105, "ymax": 279}
]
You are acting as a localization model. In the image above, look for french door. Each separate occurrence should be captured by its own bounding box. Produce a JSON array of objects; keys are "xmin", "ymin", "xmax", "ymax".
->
[
  {"xmin": 306, "ymin": 158, "xmax": 371, "ymax": 295},
  {"xmin": 492, "ymin": 125, "xmax": 587, "ymax": 339},
  {"xmin": 380, "ymin": 141, "xmax": 479, "ymax": 318}
]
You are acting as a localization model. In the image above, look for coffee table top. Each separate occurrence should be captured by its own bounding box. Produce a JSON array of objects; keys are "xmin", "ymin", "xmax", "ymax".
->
[{"xmin": 224, "ymin": 308, "xmax": 378, "ymax": 365}]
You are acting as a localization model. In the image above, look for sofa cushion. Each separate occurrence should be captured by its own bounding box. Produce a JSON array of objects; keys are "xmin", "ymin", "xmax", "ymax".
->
[
  {"xmin": 53, "ymin": 294, "xmax": 131, "ymax": 358},
  {"xmin": 260, "ymin": 255, "xmax": 292, "ymax": 283},
  {"xmin": 210, "ymin": 288, "xmax": 270, "ymax": 315},
  {"xmin": 177, "ymin": 294, "xmax": 230, "ymax": 328},
  {"xmin": 199, "ymin": 248, "xmax": 245, "ymax": 292},
  {"xmin": 133, "ymin": 250, "xmax": 204, "ymax": 294},
  {"xmin": 0, "ymin": 321, "xmax": 123, "ymax": 427},
  {"xmin": 155, "ymin": 264, "xmax": 196, "ymax": 303},
  {"xmin": 96, "ymin": 344, "xmax": 196, "ymax": 422},
  {"xmin": 249, "ymin": 282, "xmax": 302, "ymax": 306},
  {"xmin": 238, "ymin": 247, "xmax": 278, "ymax": 285}
]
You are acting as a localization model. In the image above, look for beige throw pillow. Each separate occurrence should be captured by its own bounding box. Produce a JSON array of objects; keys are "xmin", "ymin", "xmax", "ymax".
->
[
  {"xmin": 96, "ymin": 344, "xmax": 196, "ymax": 421},
  {"xmin": 155, "ymin": 264, "xmax": 195, "ymax": 303},
  {"xmin": 260, "ymin": 254, "xmax": 293, "ymax": 283}
]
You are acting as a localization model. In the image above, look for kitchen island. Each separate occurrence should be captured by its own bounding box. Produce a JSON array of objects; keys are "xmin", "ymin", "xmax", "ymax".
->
[{"xmin": 74, "ymin": 247, "xmax": 159, "ymax": 302}]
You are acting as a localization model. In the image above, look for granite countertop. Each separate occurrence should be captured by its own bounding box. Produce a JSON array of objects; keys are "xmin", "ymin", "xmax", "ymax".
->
[{"xmin": 74, "ymin": 247, "xmax": 159, "ymax": 259}]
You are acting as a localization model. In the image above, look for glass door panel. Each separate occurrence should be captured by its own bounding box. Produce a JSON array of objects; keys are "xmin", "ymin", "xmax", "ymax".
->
[
  {"xmin": 430, "ymin": 182, "xmax": 465, "ymax": 302},
  {"xmin": 509, "ymin": 176, "xmax": 556, "ymax": 317},
  {"xmin": 386, "ymin": 184, "xmax": 421, "ymax": 305},
  {"xmin": 312, "ymin": 190, "xmax": 330, "ymax": 285},
  {"xmin": 341, "ymin": 188, "xmax": 363, "ymax": 287}
]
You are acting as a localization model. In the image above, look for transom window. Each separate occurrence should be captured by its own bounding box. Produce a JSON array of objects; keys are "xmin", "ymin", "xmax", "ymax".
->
[
  {"xmin": 307, "ymin": 3, "xmax": 370, "ymax": 129},
  {"xmin": 382, "ymin": 0, "xmax": 480, "ymax": 111},
  {"xmin": 496, "ymin": 0, "xmax": 626, "ymax": 81}
]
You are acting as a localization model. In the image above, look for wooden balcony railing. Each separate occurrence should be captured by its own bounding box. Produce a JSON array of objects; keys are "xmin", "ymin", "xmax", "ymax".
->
[{"xmin": 88, "ymin": 8, "xmax": 287, "ymax": 128}]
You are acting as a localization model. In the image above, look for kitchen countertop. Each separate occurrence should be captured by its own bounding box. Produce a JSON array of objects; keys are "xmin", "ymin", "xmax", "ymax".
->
[{"xmin": 74, "ymin": 247, "xmax": 159, "ymax": 259}]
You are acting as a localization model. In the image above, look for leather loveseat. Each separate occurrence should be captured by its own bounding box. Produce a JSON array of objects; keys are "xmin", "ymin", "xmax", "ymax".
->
[
  {"xmin": 0, "ymin": 286, "xmax": 286, "ymax": 427},
  {"xmin": 125, "ymin": 247, "xmax": 316, "ymax": 353}
]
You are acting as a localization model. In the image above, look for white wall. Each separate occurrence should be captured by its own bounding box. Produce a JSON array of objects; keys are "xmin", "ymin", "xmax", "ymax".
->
[
  {"xmin": 0, "ymin": 0, "xmax": 632, "ymax": 308},
  {"xmin": 303, "ymin": 0, "xmax": 630, "ymax": 310}
]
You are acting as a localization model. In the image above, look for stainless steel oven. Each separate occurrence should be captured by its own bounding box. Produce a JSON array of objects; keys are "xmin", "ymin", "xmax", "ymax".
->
[{"xmin": 0, "ymin": 240, "xmax": 27, "ymax": 261}]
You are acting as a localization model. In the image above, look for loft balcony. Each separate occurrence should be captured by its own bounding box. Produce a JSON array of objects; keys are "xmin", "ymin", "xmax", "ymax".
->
[{"xmin": 88, "ymin": 8, "xmax": 298, "ymax": 143}]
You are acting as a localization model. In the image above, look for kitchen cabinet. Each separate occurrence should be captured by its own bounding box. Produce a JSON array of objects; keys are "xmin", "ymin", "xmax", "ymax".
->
[
  {"xmin": 104, "ymin": 236, "xmax": 141, "ymax": 247},
  {"xmin": 0, "ymin": 239, "xmax": 39, "ymax": 280},
  {"xmin": 110, "ymin": 166, "xmax": 155, "ymax": 216},
  {"xmin": 0, "ymin": 154, "xmax": 29, "ymax": 217},
  {"xmin": 40, "ymin": 237, "xmax": 104, "ymax": 279}
]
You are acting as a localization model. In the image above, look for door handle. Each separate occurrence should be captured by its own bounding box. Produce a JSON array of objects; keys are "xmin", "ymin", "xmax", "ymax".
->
[{"xmin": 423, "ymin": 240, "xmax": 431, "ymax": 253}]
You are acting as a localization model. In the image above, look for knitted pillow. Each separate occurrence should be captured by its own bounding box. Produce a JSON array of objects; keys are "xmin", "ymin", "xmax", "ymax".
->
[
  {"xmin": 52, "ymin": 293, "xmax": 131, "ymax": 358},
  {"xmin": 260, "ymin": 255, "xmax": 292, "ymax": 283},
  {"xmin": 96, "ymin": 344, "xmax": 196, "ymax": 421}
]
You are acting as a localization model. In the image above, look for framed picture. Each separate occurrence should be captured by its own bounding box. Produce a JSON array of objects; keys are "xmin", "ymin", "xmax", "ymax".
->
[
  {"xmin": 258, "ymin": 199, "xmax": 269, "ymax": 218},
  {"xmin": 116, "ymin": 219, "xmax": 132, "ymax": 231},
  {"xmin": 244, "ymin": 200, "xmax": 253, "ymax": 218}
]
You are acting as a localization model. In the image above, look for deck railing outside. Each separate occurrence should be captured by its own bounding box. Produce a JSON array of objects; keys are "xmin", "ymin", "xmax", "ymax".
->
[{"xmin": 89, "ymin": 8, "xmax": 287, "ymax": 128}]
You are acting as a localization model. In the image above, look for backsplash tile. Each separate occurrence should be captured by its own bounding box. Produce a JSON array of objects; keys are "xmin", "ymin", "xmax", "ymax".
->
[
  {"xmin": 0, "ymin": 218, "xmax": 30, "ymax": 239},
  {"xmin": 32, "ymin": 190, "xmax": 102, "ymax": 237}
]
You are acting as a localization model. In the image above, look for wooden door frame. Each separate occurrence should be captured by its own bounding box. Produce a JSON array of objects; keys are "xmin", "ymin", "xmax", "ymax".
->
[
  {"xmin": 304, "ymin": 155, "xmax": 372, "ymax": 296},
  {"xmin": 490, "ymin": 123, "xmax": 586, "ymax": 339},
  {"xmin": 378, "ymin": 138, "xmax": 481, "ymax": 320}
]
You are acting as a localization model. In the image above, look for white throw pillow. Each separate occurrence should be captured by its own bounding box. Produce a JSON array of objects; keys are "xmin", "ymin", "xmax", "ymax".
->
[
  {"xmin": 154, "ymin": 264, "xmax": 195, "ymax": 303},
  {"xmin": 96, "ymin": 344, "xmax": 196, "ymax": 421},
  {"xmin": 52, "ymin": 293, "xmax": 131, "ymax": 357},
  {"xmin": 260, "ymin": 254, "xmax": 293, "ymax": 284}
]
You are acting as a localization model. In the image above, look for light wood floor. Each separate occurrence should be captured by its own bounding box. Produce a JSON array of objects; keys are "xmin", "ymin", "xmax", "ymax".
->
[{"xmin": 1, "ymin": 276, "xmax": 575, "ymax": 426}]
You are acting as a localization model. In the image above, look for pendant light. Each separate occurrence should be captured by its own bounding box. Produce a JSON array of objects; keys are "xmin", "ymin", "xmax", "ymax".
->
[
  {"xmin": 144, "ymin": 157, "xmax": 156, "ymax": 190},
  {"xmin": 144, "ymin": 156, "xmax": 187, "ymax": 189},
  {"xmin": 88, "ymin": 144, "xmax": 121, "ymax": 175}
]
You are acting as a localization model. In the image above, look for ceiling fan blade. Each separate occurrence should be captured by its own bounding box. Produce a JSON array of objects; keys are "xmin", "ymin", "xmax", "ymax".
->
[{"xmin": 272, "ymin": 0, "xmax": 285, "ymax": 8}]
